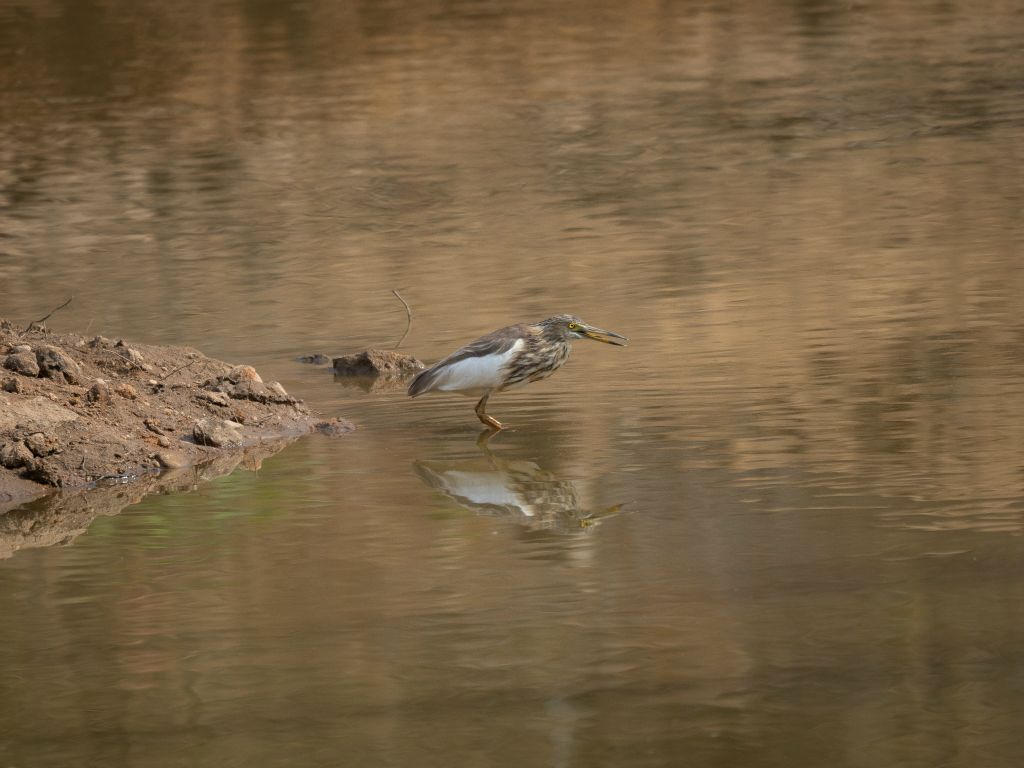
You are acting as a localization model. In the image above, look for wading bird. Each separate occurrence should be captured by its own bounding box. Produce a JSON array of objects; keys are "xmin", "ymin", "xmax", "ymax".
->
[{"xmin": 407, "ymin": 314, "xmax": 628, "ymax": 430}]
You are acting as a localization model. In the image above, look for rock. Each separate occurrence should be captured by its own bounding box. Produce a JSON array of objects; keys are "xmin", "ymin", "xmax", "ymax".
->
[
  {"xmin": 143, "ymin": 419, "xmax": 165, "ymax": 435},
  {"xmin": 332, "ymin": 349, "xmax": 425, "ymax": 379},
  {"xmin": 314, "ymin": 418, "xmax": 356, "ymax": 436},
  {"xmin": 156, "ymin": 436, "xmax": 171, "ymax": 448},
  {"xmin": 114, "ymin": 383, "xmax": 138, "ymax": 400},
  {"xmin": 125, "ymin": 348, "xmax": 145, "ymax": 365},
  {"xmin": 86, "ymin": 380, "xmax": 112, "ymax": 404},
  {"xmin": 156, "ymin": 451, "xmax": 188, "ymax": 469},
  {"xmin": 35, "ymin": 345, "xmax": 82, "ymax": 384},
  {"xmin": 0, "ymin": 441, "xmax": 34, "ymax": 469},
  {"xmin": 89, "ymin": 336, "xmax": 111, "ymax": 348},
  {"xmin": 266, "ymin": 381, "xmax": 288, "ymax": 397},
  {"xmin": 24, "ymin": 432, "xmax": 58, "ymax": 458},
  {"xmin": 4, "ymin": 352, "xmax": 40, "ymax": 378},
  {"xmin": 199, "ymin": 390, "xmax": 230, "ymax": 407},
  {"xmin": 226, "ymin": 365, "xmax": 262, "ymax": 384},
  {"xmin": 2, "ymin": 377, "xmax": 21, "ymax": 393},
  {"xmin": 227, "ymin": 380, "xmax": 298, "ymax": 405},
  {"xmin": 10, "ymin": 344, "xmax": 32, "ymax": 355},
  {"xmin": 192, "ymin": 418, "xmax": 244, "ymax": 448},
  {"xmin": 22, "ymin": 458, "xmax": 64, "ymax": 486},
  {"xmin": 297, "ymin": 353, "xmax": 331, "ymax": 365}
]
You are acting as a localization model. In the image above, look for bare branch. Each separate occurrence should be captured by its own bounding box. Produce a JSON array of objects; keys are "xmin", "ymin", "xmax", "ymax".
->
[
  {"xmin": 24, "ymin": 296, "xmax": 73, "ymax": 333},
  {"xmin": 392, "ymin": 289, "xmax": 413, "ymax": 350},
  {"xmin": 159, "ymin": 358, "xmax": 200, "ymax": 382}
]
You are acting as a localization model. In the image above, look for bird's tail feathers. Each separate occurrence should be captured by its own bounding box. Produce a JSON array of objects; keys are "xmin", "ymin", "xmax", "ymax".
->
[{"xmin": 408, "ymin": 366, "xmax": 439, "ymax": 397}]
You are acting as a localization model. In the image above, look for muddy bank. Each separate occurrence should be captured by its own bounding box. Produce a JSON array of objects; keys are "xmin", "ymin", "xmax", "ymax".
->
[{"xmin": 0, "ymin": 318, "xmax": 350, "ymax": 512}]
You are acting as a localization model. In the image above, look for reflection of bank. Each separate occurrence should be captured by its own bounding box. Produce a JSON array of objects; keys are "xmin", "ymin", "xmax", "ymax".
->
[
  {"xmin": 0, "ymin": 439, "xmax": 296, "ymax": 559},
  {"xmin": 414, "ymin": 447, "xmax": 624, "ymax": 533}
]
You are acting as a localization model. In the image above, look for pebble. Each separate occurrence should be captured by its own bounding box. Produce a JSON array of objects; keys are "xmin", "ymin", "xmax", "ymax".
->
[
  {"xmin": 199, "ymin": 390, "xmax": 230, "ymax": 407},
  {"xmin": 35, "ymin": 345, "xmax": 82, "ymax": 384},
  {"xmin": 226, "ymin": 365, "xmax": 262, "ymax": 383},
  {"xmin": 192, "ymin": 417, "xmax": 245, "ymax": 448},
  {"xmin": 24, "ymin": 432, "xmax": 57, "ymax": 458},
  {"xmin": 156, "ymin": 451, "xmax": 188, "ymax": 469},
  {"xmin": 143, "ymin": 418, "xmax": 165, "ymax": 435},
  {"xmin": 4, "ymin": 352, "xmax": 40, "ymax": 377},
  {"xmin": 0, "ymin": 441, "xmax": 34, "ymax": 469},
  {"xmin": 86, "ymin": 380, "xmax": 112, "ymax": 404}
]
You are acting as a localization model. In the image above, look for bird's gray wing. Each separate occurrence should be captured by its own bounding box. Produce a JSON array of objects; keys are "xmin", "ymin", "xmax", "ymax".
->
[
  {"xmin": 408, "ymin": 324, "xmax": 528, "ymax": 396},
  {"xmin": 437, "ymin": 325, "xmax": 527, "ymax": 367}
]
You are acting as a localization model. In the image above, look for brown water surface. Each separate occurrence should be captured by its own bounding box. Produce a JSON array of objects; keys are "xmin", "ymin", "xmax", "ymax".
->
[{"xmin": 2, "ymin": 1, "xmax": 1024, "ymax": 765}]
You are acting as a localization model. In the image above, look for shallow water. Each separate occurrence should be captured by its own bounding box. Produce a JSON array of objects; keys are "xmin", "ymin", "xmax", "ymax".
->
[{"xmin": 3, "ymin": 0, "xmax": 1024, "ymax": 765}]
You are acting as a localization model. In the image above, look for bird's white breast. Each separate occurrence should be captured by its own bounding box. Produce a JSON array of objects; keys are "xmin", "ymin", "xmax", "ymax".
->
[{"xmin": 434, "ymin": 339, "xmax": 524, "ymax": 395}]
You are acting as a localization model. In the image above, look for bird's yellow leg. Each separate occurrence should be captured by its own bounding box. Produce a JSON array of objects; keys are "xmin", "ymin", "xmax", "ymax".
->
[{"xmin": 475, "ymin": 393, "xmax": 503, "ymax": 431}]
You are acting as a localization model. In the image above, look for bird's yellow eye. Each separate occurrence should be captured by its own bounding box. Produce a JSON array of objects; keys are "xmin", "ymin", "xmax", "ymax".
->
[{"xmin": 568, "ymin": 322, "xmax": 579, "ymax": 330}]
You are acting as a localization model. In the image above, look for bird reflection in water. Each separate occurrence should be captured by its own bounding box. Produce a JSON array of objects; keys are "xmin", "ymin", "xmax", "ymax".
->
[{"xmin": 414, "ymin": 438, "xmax": 625, "ymax": 533}]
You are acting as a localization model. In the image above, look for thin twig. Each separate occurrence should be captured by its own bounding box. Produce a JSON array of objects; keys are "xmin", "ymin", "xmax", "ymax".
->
[
  {"xmin": 392, "ymin": 289, "xmax": 413, "ymax": 350},
  {"xmin": 159, "ymin": 358, "xmax": 200, "ymax": 382},
  {"xmin": 23, "ymin": 296, "xmax": 73, "ymax": 333}
]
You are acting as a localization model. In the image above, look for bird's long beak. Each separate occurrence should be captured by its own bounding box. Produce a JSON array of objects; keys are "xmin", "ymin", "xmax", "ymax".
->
[{"xmin": 583, "ymin": 325, "xmax": 628, "ymax": 346}]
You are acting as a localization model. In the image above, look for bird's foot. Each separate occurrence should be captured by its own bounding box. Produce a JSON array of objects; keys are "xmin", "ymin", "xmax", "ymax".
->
[{"xmin": 478, "ymin": 414, "xmax": 503, "ymax": 431}]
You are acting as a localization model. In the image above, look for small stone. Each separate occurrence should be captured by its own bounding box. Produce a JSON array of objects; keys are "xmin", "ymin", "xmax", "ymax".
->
[
  {"xmin": 0, "ymin": 441, "xmax": 34, "ymax": 469},
  {"xmin": 199, "ymin": 390, "xmax": 230, "ymax": 407},
  {"xmin": 156, "ymin": 451, "xmax": 188, "ymax": 469},
  {"xmin": 226, "ymin": 365, "xmax": 262, "ymax": 384},
  {"xmin": 35, "ymin": 345, "xmax": 82, "ymax": 384},
  {"xmin": 332, "ymin": 349, "xmax": 425, "ymax": 379},
  {"xmin": 193, "ymin": 417, "xmax": 244, "ymax": 448},
  {"xmin": 3, "ymin": 377, "xmax": 22, "ymax": 393},
  {"xmin": 89, "ymin": 336, "xmax": 111, "ymax": 348},
  {"xmin": 143, "ymin": 419, "xmax": 165, "ymax": 435},
  {"xmin": 22, "ymin": 458, "xmax": 63, "ymax": 486},
  {"xmin": 114, "ymin": 382, "xmax": 138, "ymax": 399},
  {"xmin": 157, "ymin": 435, "xmax": 171, "ymax": 448},
  {"xmin": 10, "ymin": 344, "xmax": 32, "ymax": 355},
  {"xmin": 266, "ymin": 381, "xmax": 288, "ymax": 397},
  {"xmin": 86, "ymin": 380, "xmax": 112, "ymax": 404},
  {"xmin": 225, "ymin": 379, "xmax": 298, "ymax": 405},
  {"xmin": 113, "ymin": 344, "xmax": 145, "ymax": 366},
  {"xmin": 4, "ymin": 352, "xmax": 40, "ymax": 377},
  {"xmin": 24, "ymin": 432, "xmax": 58, "ymax": 458}
]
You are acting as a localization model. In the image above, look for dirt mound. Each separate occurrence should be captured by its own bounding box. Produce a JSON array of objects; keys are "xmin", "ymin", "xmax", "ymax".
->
[{"xmin": 0, "ymin": 318, "xmax": 351, "ymax": 510}]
